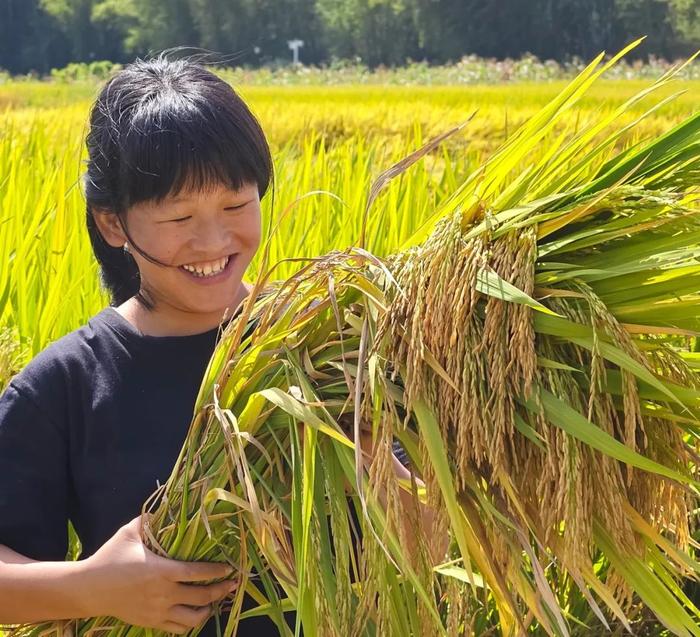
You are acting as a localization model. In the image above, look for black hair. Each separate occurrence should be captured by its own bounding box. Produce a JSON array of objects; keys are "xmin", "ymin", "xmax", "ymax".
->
[{"xmin": 82, "ymin": 51, "xmax": 274, "ymax": 310}]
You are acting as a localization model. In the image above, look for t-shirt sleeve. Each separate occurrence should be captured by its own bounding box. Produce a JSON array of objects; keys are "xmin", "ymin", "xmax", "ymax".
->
[
  {"xmin": 392, "ymin": 438, "xmax": 411, "ymax": 469},
  {"xmin": 0, "ymin": 382, "xmax": 68, "ymax": 560}
]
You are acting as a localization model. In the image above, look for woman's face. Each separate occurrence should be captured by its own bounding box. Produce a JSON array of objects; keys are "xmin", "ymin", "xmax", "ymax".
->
[{"xmin": 117, "ymin": 181, "xmax": 262, "ymax": 317}]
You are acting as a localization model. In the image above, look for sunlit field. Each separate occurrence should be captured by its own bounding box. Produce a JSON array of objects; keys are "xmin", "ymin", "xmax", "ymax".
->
[{"xmin": 1, "ymin": 73, "xmax": 697, "ymax": 371}]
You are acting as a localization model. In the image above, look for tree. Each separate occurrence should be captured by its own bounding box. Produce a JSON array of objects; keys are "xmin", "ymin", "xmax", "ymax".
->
[
  {"xmin": 668, "ymin": 0, "xmax": 700, "ymax": 49},
  {"xmin": 316, "ymin": 0, "xmax": 419, "ymax": 66},
  {"xmin": 1, "ymin": 0, "xmax": 698, "ymax": 75},
  {"xmin": 38, "ymin": 0, "xmax": 131, "ymax": 64},
  {"xmin": 0, "ymin": 0, "xmax": 68, "ymax": 73},
  {"xmin": 613, "ymin": 0, "xmax": 679, "ymax": 57},
  {"xmin": 187, "ymin": 0, "xmax": 323, "ymax": 65}
]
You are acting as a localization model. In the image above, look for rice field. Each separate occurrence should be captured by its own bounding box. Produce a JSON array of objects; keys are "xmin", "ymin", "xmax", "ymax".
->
[{"xmin": 1, "ymin": 75, "xmax": 698, "ymax": 374}]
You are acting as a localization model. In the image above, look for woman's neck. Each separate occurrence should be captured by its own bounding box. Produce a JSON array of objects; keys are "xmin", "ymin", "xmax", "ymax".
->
[{"xmin": 114, "ymin": 281, "xmax": 252, "ymax": 337}]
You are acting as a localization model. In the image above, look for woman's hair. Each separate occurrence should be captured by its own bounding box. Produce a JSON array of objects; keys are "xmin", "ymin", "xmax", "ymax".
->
[{"xmin": 82, "ymin": 52, "xmax": 274, "ymax": 310}]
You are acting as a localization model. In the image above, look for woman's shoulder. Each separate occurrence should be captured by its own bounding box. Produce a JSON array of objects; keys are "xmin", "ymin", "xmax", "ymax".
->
[{"xmin": 5, "ymin": 307, "xmax": 120, "ymax": 410}]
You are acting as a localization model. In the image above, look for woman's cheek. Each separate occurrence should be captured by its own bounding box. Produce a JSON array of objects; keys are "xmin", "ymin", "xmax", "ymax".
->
[{"xmin": 235, "ymin": 213, "xmax": 262, "ymax": 256}]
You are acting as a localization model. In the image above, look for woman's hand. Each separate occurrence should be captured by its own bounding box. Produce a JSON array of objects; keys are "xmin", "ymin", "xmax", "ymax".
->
[{"xmin": 81, "ymin": 515, "xmax": 238, "ymax": 634}]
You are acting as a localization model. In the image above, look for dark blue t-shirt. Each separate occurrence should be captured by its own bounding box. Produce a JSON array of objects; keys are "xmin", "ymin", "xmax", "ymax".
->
[{"xmin": 0, "ymin": 305, "xmax": 295, "ymax": 634}]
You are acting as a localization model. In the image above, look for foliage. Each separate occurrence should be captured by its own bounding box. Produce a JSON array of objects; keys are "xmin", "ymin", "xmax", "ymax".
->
[
  {"xmin": 0, "ymin": 327, "xmax": 28, "ymax": 395},
  {"xmin": 1, "ymin": 0, "xmax": 700, "ymax": 74},
  {"xmin": 48, "ymin": 60, "xmax": 121, "ymax": 81},
  {"xmin": 672, "ymin": 0, "xmax": 700, "ymax": 44},
  {"xmin": 4, "ymin": 55, "xmax": 700, "ymax": 93}
]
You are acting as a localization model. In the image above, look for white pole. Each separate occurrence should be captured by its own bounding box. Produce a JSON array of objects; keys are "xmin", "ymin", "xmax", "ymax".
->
[{"xmin": 287, "ymin": 39, "xmax": 304, "ymax": 65}]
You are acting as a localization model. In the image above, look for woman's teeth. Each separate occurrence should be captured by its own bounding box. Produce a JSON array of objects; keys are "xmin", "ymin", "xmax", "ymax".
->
[{"xmin": 181, "ymin": 255, "xmax": 230, "ymax": 277}]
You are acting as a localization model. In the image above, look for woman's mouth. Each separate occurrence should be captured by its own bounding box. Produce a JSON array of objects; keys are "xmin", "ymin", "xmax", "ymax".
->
[{"xmin": 178, "ymin": 253, "xmax": 238, "ymax": 284}]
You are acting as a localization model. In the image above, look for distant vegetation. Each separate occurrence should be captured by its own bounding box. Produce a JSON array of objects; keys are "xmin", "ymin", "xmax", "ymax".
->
[
  {"xmin": 1, "ymin": 0, "xmax": 699, "ymax": 75},
  {"xmin": 2, "ymin": 54, "xmax": 700, "ymax": 88}
]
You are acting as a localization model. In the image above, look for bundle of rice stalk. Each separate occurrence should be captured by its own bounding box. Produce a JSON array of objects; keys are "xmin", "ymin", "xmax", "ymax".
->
[{"xmin": 9, "ymin": 39, "xmax": 700, "ymax": 636}]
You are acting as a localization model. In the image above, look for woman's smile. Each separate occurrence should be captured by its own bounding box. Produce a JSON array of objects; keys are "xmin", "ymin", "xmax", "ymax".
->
[{"xmin": 178, "ymin": 252, "xmax": 238, "ymax": 285}]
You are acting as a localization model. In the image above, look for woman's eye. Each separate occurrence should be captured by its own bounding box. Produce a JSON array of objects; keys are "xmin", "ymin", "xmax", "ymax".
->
[{"xmin": 165, "ymin": 203, "xmax": 247, "ymax": 223}]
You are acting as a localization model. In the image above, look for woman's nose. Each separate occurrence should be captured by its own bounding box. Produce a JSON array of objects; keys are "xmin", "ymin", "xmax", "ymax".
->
[{"xmin": 190, "ymin": 216, "xmax": 233, "ymax": 253}]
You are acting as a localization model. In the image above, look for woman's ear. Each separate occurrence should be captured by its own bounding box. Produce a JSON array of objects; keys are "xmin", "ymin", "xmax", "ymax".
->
[{"xmin": 91, "ymin": 208, "xmax": 127, "ymax": 248}]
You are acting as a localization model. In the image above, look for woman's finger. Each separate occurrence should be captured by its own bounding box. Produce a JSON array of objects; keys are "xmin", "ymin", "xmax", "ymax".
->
[
  {"xmin": 163, "ymin": 557, "xmax": 233, "ymax": 583},
  {"xmin": 156, "ymin": 622, "xmax": 191, "ymax": 635},
  {"xmin": 169, "ymin": 603, "xmax": 213, "ymax": 629},
  {"xmin": 175, "ymin": 580, "xmax": 237, "ymax": 607}
]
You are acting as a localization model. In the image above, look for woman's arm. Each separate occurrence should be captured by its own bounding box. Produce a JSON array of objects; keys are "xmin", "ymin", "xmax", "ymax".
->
[
  {"xmin": 0, "ymin": 517, "xmax": 237, "ymax": 632},
  {"xmin": 0, "ymin": 545, "xmax": 95, "ymax": 621}
]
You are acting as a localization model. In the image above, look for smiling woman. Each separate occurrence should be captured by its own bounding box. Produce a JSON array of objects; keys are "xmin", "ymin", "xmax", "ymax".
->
[
  {"xmin": 0, "ymin": 53, "xmax": 290, "ymax": 636},
  {"xmin": 83, "ymin": 54, "xmax": 273, "ymax": 336}
]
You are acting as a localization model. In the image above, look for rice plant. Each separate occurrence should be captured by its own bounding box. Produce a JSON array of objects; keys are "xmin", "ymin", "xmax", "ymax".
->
[{"xmin": 0, "ymin": 326, "xmax": 27, "ymax": 393}]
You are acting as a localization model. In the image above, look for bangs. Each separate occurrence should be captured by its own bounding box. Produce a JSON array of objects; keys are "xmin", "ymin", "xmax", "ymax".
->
[{"xmin": 118, "ymin": 92, "xmax": 269, "ymax": 209}]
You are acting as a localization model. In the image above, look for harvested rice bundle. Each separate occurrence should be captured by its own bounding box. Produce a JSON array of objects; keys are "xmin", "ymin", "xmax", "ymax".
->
[{"xmin": 11, "ymin": 40, "xmax": 700, "ymax": 637}]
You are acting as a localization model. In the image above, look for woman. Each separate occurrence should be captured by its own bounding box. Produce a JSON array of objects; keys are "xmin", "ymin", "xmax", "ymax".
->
[
  {"xmin": 0, "ymin": 53, "xmax": 285, "ymax": 634},
  {"xmin": 0, "ymin": 54, "xmax": 427, "ymax": 635}
]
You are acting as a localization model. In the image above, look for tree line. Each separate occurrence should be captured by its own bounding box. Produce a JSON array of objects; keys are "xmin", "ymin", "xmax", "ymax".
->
[{"xmin": 2, "ymin": 0, "xmax": 699, "ymax": 76}]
